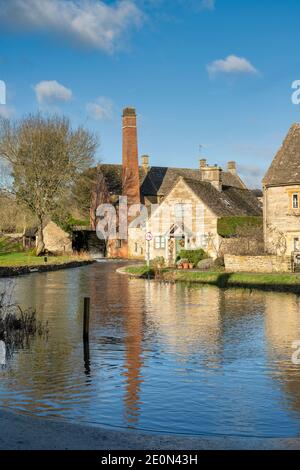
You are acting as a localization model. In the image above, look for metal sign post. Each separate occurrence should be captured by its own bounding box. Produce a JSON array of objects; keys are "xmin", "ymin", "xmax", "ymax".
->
[{"xmin": 145, "ymin": 232, "xmax": 153, "ymax": 269}]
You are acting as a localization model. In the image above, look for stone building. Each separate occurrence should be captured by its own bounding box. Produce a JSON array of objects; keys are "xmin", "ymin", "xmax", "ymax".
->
[
  {"xmin": 147, "ymin": 173, "xmax": 262, "ymax": 261},
  {"xmin": 91, "ymin": 107, "xmax": 262, "ymax": 261},
  {"xmin": 35, "ymin": 221, "xmax": 72, "ymax": 254},
  {"xmin": 263, "ymin": 124, "xmax": 300, "ymax": 256}
]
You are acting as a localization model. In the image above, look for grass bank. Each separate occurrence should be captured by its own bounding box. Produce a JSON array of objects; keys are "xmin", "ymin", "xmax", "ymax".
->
[
  {"xmin": 0, "ymin": 252, "xmax": 93, "ymax": 277},
  {"xmin": 0, "ymin": 252, "xmax": 91, "ymax": 267},
  {"xmin": 121, "ymin": 265, "xmax": 300, "ymax": 293}
]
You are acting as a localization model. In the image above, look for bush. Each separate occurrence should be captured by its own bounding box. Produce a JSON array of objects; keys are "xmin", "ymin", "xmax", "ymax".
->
[
  {"xmin": 0, "ymin": 236, "xmax": 23, "ymax": 254},
  {"xmin": 214, "ymin": 256, "xmax": 225, "ymax": 268},
  {"xmin": 0, "ymin": 289, "xmax": 48, "ymax": 357},
  {"xmin": 151, "ymin": 256, "xmax": 165, "ymax": 269},
  {"xmin": 177, "ymin": 249, "xmax": 208, "ymax": 266}
]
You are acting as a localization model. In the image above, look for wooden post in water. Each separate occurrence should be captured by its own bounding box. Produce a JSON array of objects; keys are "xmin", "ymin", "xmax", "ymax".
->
[{"xmin": 83, "ymin": 297, "xmax": 90, "ymax": 341}]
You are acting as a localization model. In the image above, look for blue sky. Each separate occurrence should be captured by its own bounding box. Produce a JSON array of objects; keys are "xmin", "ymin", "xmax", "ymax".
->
[{"xmin": 1, "ymin": 0, "xmax": 300, "ymax": 188}]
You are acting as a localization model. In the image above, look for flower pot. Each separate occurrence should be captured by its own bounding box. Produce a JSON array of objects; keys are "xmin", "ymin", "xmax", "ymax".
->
[
  {"xmin": 189, "ymin": 263, "xmax": 194, "ymax": 269},
  {"xmin": 183, "ymin": 262, "xmax": 189, "ymax": 270},
  {"xmin": 178, "ymin": 264, "xmax": 183, "ymax": 270}
]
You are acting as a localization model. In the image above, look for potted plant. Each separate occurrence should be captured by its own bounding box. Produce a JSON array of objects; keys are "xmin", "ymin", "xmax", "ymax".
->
[
  {"xmin": 176, "ymin": 259, "xmax": 183, "ymax": 270},
  {"xmin": 181, "ymin": 258, "xmax": 189, "ymax": 270},
  {"xmin": 188, "ymin": 263, "xmax": 194, "ymax": 269}
]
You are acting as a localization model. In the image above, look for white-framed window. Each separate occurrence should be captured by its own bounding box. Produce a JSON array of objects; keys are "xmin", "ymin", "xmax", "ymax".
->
[
  {"xmin": 174, "ymin": 203, "xmax": 186, "ymax": 221},
  {"xmin": 292, "ymin": 193, "xmax": 299, "ymax": 209},
  {"xmin": 294, "ymin": 237, "xmax": 300, "ymax": 252},
  {"xmin": 134, "ymin": 242, "xmax": 138, "ymax": 253},
  {"xmin": 116, "ymin": 239, "xmax": 122, "ymax": 249},
  {"xmin": 154, "ymin": 236, "xmax": 166, "ymax": 249}
]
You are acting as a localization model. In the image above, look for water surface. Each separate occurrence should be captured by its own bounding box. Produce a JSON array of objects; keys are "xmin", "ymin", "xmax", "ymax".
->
[{"xmin": 1, "ymin": 261, "xmax": 300, "ymax": 437}]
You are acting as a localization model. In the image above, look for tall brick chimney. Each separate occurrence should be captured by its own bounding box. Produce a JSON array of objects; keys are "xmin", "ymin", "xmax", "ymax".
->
[{"xmin": 122, "ymin": 107, "xmax": 140, "ymax": 205}]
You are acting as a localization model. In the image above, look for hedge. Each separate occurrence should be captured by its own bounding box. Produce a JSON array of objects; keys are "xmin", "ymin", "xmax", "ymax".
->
[
  {"xmin": 177, "ymin": 249, "xmax": 208, "ymax": 265},
  {"xmin": 217, "ymin": 216, "xmax": 263, "ymax": 238}
]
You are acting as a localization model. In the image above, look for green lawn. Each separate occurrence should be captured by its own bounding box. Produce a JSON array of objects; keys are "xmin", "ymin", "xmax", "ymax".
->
[
  {"xmin": 123, "ymin": 265, "xmax": 300, "ymax": 291},
  {"xmin": 0, "ymin": 252, "xmax": 90, "ymax": 267}
]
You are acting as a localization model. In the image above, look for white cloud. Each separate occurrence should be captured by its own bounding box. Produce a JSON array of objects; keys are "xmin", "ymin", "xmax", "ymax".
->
[
  {"xmin": 207, "ymin": 55, "xmax": 258, "ymax": 77},
  {"xmin": 0, "ymin": 0, "xmax": 143, "ymax": 53},
  {"xmin": 34, "ymin": 80, "xmax": 72, "ymax": 105},
  {"xmin": 0, "ymin": 105, "xmax": 15, "ymax": 119},
  {"xmin": 86, "ymin": 97, "xmax": 115, "ymax": 121}
]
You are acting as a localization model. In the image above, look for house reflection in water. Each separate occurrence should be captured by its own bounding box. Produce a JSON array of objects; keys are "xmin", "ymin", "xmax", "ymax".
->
[
  {"xmin": 265, "ymin": 292, "xmax": 300, "ymax": 414},
  {"xmin": 144, "ymin": 281, "xmax": 223, "ymax": 367}
]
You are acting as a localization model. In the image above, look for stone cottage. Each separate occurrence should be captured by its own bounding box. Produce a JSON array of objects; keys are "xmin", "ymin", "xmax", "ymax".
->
[
  {"xmin": 35, "ymin": 220, "xmax": 72, "ymax": 254},
  {"xmin": 91, "ymin": 107, "xmax": 262, "ymax": 261},
  {"xmin": 146, "ymin": 172, "xmax": 262, "ymax": 261},
  {"xmin": 263, "ymin": 123, "xmax": 300, "ymax": 257}
]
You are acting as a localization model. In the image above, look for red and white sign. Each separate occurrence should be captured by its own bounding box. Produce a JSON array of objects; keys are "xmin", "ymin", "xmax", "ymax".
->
[{"xmin": 145, "ymin": 232, "xmax": 153, "ymax": 242}]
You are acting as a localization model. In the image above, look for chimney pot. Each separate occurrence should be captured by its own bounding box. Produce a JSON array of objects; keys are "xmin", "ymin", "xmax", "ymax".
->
[
  {"xmin": 199, "ymin": 158, "xmax": 207, "ymax": 169},
  {"xmin": 227, "ymin": 161, "xmax": 237, "ymax": 175},
  {"xmin": 141, "ymin": 155, "xmax": 150, "ymax": 172},
  {"xmin": 122, "ymin": 107, "xmax": 136, "ymax": 117}
]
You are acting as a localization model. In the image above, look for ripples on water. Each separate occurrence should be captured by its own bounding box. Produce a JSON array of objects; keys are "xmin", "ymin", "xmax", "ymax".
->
[{"xmin": 1, "ymin": 261, "xmax": 300, "ymax": 437}]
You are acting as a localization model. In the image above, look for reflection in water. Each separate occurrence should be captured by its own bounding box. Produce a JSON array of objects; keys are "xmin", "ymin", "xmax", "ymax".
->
[
  {"xmin": 122, "ymin": 284, "xmax": 144, "ymax": 426},
  {"xmin": 0, "ymin": 340, "xmax": 6, "ymax": 366},
  {"xmin": 265, "ymin": 294, "xmax": 300, "ymax": 415},
  {"xmin": 1, "ymin": 262, "xmax": 300, "ymax": 437}
]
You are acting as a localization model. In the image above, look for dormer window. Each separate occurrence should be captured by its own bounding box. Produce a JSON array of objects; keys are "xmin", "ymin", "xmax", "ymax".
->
[{"xmin": 293, "ymin": 193, "xmax": 299, "ymax": 209}]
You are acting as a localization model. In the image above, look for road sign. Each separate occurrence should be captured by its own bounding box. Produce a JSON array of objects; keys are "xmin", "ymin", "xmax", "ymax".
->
[{"xmin": 145, "ymin": 232, "xmax": 153, "ymax": 242}]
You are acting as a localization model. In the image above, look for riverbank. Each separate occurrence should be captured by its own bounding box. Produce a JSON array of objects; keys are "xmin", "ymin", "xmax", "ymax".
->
[
  {"xmin": 1, "ymin": 408, "xmax": 300, "ymax": 450},
  {"xmin": 118, "ymin": 266, "xmax": 300, "ymax": 293},
  {"xmin": 0, "ymin": 253, "xmax": 94, "ymax": 278}
]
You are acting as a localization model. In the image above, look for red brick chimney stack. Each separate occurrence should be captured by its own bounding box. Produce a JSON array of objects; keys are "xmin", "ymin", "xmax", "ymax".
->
[{"xmin": 122, "ymin": 107, "xmax": 140, "ymax": 205}]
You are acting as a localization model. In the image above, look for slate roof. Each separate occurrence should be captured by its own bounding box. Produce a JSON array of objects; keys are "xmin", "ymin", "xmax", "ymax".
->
[
  {"xmin": 99, "ymin": 163, "xmax": 246, "ymax": 197},
  {"xmin": 263, "ymin": 123, "xmax": 300, "ymax": 186},
  {"xmin": 181, "ymin": 178, "xmax": 262, "ymax": 217}
]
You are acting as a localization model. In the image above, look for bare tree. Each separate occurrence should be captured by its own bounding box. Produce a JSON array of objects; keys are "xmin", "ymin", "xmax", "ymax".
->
[
  {"xmin": 266, "ymin": 223, "xmax": 287, "ymax": 256},
  {"xmin": 0, "ymin": 114, "xmax": 98, "ymax": 255}
]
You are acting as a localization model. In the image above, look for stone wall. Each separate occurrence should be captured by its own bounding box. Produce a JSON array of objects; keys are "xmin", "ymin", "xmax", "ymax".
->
[
  {"xmin": 221, "ymin": 237, "xmax": 264, "ymax": 256},
  {"xmin": 224, "ymin": 254, "xmax": 293, "ymax": 273}
]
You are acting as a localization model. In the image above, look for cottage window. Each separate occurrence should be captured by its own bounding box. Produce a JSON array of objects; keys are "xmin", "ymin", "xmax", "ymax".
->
[
  {"xmin": 294, "ymin": 238, "xmax": 300, "ymax": 252},
  {"xmin": 174, "ymin": 204, "xmax": 187, "ymax": 223},
  {"xmin": 154, "ymin": 236, "xmax": 165, "ymax": 249},
  {"xmin": 292, "ymin": 193, "xmax": 299, "ymax": 209},
  {"xmin": 135, "ymin": 242, "xmax": 138, "ymax": 252},
  {"xmin": 116, "ymin": 239, "xmax": 122, "ymax": 249}
]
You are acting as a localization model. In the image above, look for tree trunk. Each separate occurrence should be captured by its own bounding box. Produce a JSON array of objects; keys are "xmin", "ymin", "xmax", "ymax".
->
[{"xmin": 36, "ymin": 218, "xmax": 45, "ymax": 256}]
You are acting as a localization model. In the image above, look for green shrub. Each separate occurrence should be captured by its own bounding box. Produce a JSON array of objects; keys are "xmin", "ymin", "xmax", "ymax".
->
[
  {"xmin": 0, "ymin": 236, "xmax": 23, "ymax": 254},
  {"xmin": 214, "ymin": 256, "xmax": 225, "ymax": 268},
  {"xmin": 151, "ymin": 256, "xmax": 165, "ymax": 269},
  {"xmin": 217, "ymin": 216, "xmax": 263, "ymax": 238},
  {"xmin": 177, "ymin": 249, "xmax": 208, "ymax": 266}
]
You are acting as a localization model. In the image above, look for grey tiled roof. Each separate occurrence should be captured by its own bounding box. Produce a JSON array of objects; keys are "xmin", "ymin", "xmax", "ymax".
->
[
  {"xmin": 99, "ymin": 163, "xmax": 246, "ymax": 197},
  {"xmin": 178, "ymin": 178, "xmax": 262, "ymax": 217},
  {"xmin": 263, "ymin": 123, "xmax": 300, "ymax": 186}
]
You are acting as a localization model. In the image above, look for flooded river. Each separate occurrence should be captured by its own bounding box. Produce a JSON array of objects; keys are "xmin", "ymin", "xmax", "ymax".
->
[{"xmin": 1, "ymin": 261, "xmax": 300, "ymax": 437}]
